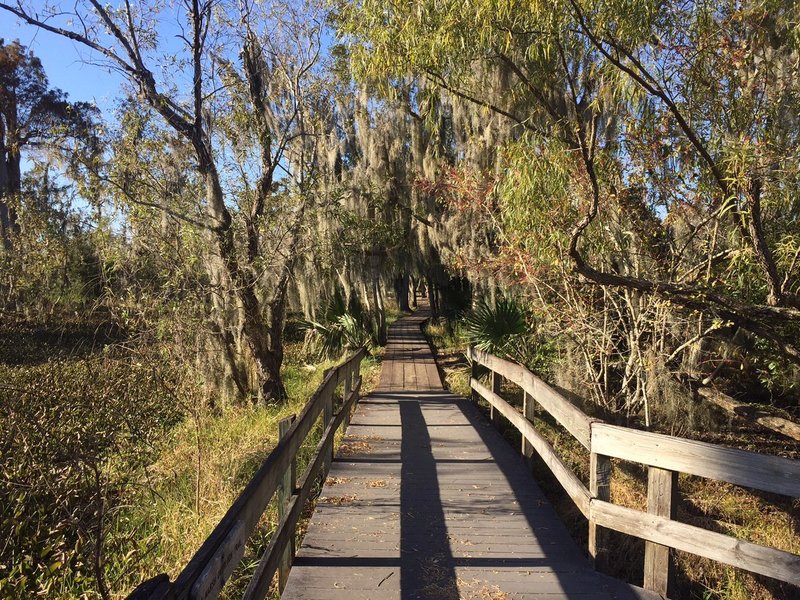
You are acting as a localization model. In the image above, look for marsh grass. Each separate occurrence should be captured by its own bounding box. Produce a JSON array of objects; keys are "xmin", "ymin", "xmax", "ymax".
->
[
  {"xmin": 120, "ymin": 349, "xmax": 382, "ymax": 599},
  {"xmin": 0, "ymin": 310, "xmax": 381, "ymax": 600}
]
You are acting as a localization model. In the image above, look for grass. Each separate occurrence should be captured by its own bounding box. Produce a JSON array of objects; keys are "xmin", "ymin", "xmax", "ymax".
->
[
  {"xmin": 116, "ymin": 347, "xmax": 383, "ymax": 599},
  {"xmin": 0, "ymin": 308, "xmax": 383, "ymax": 600},
  {"xmin": 425, "ymin": 318, "xmax": 471, "ymax": 398},
  {"xmin": 424, "ymin": 318, "xmax": 800, "ymax": 600}
]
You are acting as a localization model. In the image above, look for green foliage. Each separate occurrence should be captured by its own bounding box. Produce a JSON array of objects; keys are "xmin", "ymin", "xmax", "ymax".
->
[
  {"xmin": 0, "ymin": 348, "xmax": 183, "ymax": 597},
  {"xmin": 462, "ymin": 298, "xmax": 558, "ymax": 376},
  {"xmin": 496, "ymin": 137, "xmax": 575, "ymax": 272},
  {"xmin": 463, "ymin": 298, "xmax": 528, "ymax": 358},
  {"xmin": 299, "ymin": 289, "xmax": 373, "ymax": 359},
  {"xmin": 300, "ymin": 313, "xmax": 373, "ymax": 360}
]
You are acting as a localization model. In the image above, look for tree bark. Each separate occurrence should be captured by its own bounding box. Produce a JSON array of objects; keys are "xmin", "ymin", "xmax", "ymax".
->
[{"xmin": 396, "ymin": 274, "xmax": 411, "ymax": 312}]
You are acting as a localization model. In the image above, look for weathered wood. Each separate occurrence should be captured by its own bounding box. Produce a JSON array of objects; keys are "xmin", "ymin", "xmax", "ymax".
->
[
  {"xmin": 278, "ymin": 415, "xmax": 297, "ymax": 593},
  {"xmin": 490, "ymin": 369, "xmax": 502, "ymax": 426},
  {"xmin": 470, "ymin": 347, "xmax": 480, "ymax": 405},
  {"xmin": 643, "ymin": 467, "xmax": 677, "ymax": 596},
  {"xmin": 127, "ymin": 574, "xmax": 170, "ymax": 600},
  {"xmin": 471, "ymin": 377, "xmax": 590, "ymax": 516},
  {"xmin": 343, "ymin": 366, "xmax": 352, "ymax": 427},
  {"xmin": 167, "ymin": 347, "xmax": 366, "ymax": 600},
  {"xmin": 698, "ymin": 387, "xmax": 800, "ymax": 442},
  {"xmin": 283, "ymin": 312, "xmax": 659, "ymax": 600},
  {"xmin": 589, "ymin": 452, "xmax": 611, "ymax": 571},
  {"xmin": 323, "ymin": 390, "xmax": 334, "ymax": 476},
  {"xmin": 469, "ymin": 347, "xmax": 593, "ymax": 448},
  {"xmin": 191, "ymin": 520, "xmax": 246, "ymax": 600},
  {"xmin": 521, "ymin": 390, "xmax": 535, "ymax": 461},
  {"xmin": 180, "ymin": 377, "xmax": 333, "ymax": 599},
  {"xmin": 244, "ymin": 373, "xmax": 363, "ymax": 600},
  {"xmin": 590, "ymin": 499, "xmax": 800, "ymax": 586},
  {"xmin": 591, "ymin": 423, "xmax": 800, "ymax": 497}
]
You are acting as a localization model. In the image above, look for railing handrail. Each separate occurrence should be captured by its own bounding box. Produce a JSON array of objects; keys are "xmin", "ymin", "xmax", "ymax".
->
[
  {"xmin": 468, "ymin": 346, "xmax": 800, "ymax": 595},
  {"xmin": 128, "ymin": 347, "xmax": 367, "ymax": 600}
]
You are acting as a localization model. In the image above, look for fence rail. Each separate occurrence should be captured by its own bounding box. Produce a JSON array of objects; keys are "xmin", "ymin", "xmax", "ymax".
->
[
  {"xmin": 128, "ymin": 348, "xmax": 367, "ymax": 600},
  {"xmin": 468, "ymin": 346, "xmax": 800, "ymax": 597}
]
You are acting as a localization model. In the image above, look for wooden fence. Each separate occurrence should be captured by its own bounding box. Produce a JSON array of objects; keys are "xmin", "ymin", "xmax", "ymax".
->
[
  {"xmin": 468, "ymin": 347, "xmax": 800, "ymax": 598},
  {"xmin": 128, "ymin": 348, "xmax": 367, "ymax": 600}
]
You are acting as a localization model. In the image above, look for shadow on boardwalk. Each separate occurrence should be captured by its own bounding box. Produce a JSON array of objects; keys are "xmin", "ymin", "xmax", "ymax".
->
[{"xmin": 282, "ymin": 311, "xmax": 657, "ymax": 599}]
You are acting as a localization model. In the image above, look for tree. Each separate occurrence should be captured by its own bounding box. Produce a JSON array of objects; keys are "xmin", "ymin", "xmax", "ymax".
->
[
  {"xmin": 0, "ymin": 1, "xmax": 329, "ymax": 403},
  {"xmin": 0, "ymin": 39, "xmax": 97, "ymax": 252},
  {"xmin": 337, "ymin": 0, "xmax": 800, "ymax": 407}
]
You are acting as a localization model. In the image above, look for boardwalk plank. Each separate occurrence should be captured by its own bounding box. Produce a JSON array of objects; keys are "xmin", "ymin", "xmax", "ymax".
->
[{"xmin": 281, "ymin": 308, "xmax": 659, "ymax": 600}]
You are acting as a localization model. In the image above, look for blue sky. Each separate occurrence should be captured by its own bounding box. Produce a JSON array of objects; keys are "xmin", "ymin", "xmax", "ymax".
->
[{"xmin": 1, "ymin": 10, "xmax": 125, "ymax": 114}]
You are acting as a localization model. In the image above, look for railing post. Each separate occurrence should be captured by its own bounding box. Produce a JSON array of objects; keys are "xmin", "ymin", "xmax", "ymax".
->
[
  {"xmin": 323, "ymin": 385, "xmax": 334, "ymax": 476},
  {"xmin": 277, "ymin": 414, "xmax": 297, "ymax": 593},
  {"xmin": 589, "ymin": 450, "xmax": 611, "ymax": 571},
  {"xmin": 490, "ymin": 369, "xmax": 502, "ymax": 427},
  {"xmin": 343, "ymin": 364, "xmax": 353, "ymax": 428},
  {"xmin": 470, "ymin": 347, "xmax": 480, "ymax": 405},
  {"xmin": 522, "ymin": 390, "xmax": 536, "ymax": 465},
  {"xmin": 643, "ymin": 466, "xmax": 677, "ymax": 596},
  {"xmin": 354, "ymin": 354, "xmax": 361, "ymax": 403}
]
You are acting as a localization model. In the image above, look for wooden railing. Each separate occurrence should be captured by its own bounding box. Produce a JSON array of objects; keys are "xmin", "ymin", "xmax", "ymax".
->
[
  {"xmin": 468, "ymin": 347, "xmax": 800, "ymax": 597},
  {"xmin": 128, "ymin": 348, "xmax": 367, "ymax": 600}
]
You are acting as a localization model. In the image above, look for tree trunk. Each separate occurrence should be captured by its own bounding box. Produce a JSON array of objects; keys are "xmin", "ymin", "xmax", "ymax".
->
[
  {"xmin": 396, "ymin": 273, "xmax": 411, "ymax": 312},
  {"xmin": 263, "ymin": 278, "xmax": 290, "ymax": 402},
  {"xmin": 367, "ymin": 250, "xmax": 388, "ymax": 344},
  {"xmin": 427, "ymin": 275, "xmax": 439, "ymax": 315},
  {"xmin": 0, "ymin": 142, "xmax": 20, "ymax": 251}
]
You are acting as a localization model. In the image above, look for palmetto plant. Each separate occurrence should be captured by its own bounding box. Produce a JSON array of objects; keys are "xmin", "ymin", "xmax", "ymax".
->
[
  {"xmin": 300, "ymin": 313, "xmax": 372, "ymax": 359},
  {"xmin": 300, "ymin": 291, "xmax": 373, "ymax": 359},
  {"xmin": 463, "ymin": 298, "xmax": 529, "ymax": 360}
]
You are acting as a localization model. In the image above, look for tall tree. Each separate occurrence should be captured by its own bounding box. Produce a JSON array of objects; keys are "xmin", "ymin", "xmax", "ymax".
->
[
  {"xmin": 338, "ymin": 0, "xmax": 800, "ymax": 386},
  {"xmin": 0, "ymin": 1, "xmax": 327, "ymax": 403},
  {"xmin": 0, "ymin": 39, "xmax": 96, "ymax": 251}
]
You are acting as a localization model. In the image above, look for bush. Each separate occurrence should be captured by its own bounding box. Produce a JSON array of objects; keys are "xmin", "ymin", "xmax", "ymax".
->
[
  {"xmin": 463, "ymin": 298, "xmax": 528, "ymax": 359},
  {"xmin": 0, "ymin": 351, "xmax": 183, "ymax": 598}
]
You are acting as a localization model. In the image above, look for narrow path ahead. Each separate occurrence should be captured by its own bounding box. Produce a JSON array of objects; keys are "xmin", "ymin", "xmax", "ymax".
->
[{"xmin": 282, "ymin": 310, "xmax": 657, "ymax": 599}]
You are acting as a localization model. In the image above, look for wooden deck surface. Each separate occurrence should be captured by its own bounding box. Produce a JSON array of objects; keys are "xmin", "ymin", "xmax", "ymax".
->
[{"xmin": 281, "ymin": 310, "xmax": 659, "ymax": 599}]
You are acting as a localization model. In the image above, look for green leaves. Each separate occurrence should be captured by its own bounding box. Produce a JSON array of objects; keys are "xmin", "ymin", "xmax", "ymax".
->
[
  {"xmin": 0, "ymin": 349, "xmax": 184, "ymax": 598},
  {"xmin": 299, "ymin": 313, "xmax": 373, "ymax": 359},
  {"xmin": 496, "ymin": 135, "xmax": 575, "ymax": 271},
  {"xmin": 463, "ymin": 298, "xmax": 529, "ymax": 357}
]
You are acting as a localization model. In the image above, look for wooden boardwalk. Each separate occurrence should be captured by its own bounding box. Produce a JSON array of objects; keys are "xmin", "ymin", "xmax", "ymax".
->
[{"xmin": 281, "ymin": 311, "xmax": 659, "ymax": 599}]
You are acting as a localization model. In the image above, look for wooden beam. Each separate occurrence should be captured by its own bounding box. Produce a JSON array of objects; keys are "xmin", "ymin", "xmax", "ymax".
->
[
  {"xmin": 590, "ymin": 500, "xmax": 800, "ymax": 586},
  {"xmin": 126, "ymin": 574, "xmax": 170, "ymax": 600},
  {"xmin": 643, "ymin": 467, "xmax": 677, "ymax": 595},
  {"xmin": 592, "ymin": 423, "xmax": 800, "ymax": 497},
  {"xmin": 470, "ymin": 347, "xmax": 480, "ymax": 406},
  {"xmin": 522, "ymin": 390, "xmax": 535, "ymax": 463},
  {"xmin": 470, "ymin": 348, "xmax": 594, "ymax": 448},
  {"xmin": 343, "ymin": 365, "xmax": 352, "ymax": 428},
  {"xmin": 471, "ymin": 377, "xmax": 590, "ymax": 515},
  {"xmin": 277, "ymin": 415, "xmax": 297, "ymax": 593},
  {"xmin": 490, "ymin": 369, "xmax": 502, "ymax": 427},
  {"xmin": 323, "ymin": 390, "xmax": 334, "ymax": 475},
  {"xmin": 242, "ymin": 376, "xmax": 363, "ymax": 600},
  {"xmin": 169, "ymin": 348, "xmax": 366, "ymax": 600},
  {"xmin": 589, "ymin": 452, "xmax": 611, "ymax": 571}
]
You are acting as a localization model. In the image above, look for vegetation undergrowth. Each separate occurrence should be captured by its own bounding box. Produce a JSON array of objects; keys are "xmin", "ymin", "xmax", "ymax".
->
[
  {"xmin": 0, "ymin": 314, "xmax": 381, "ymax": 599},
  {"xmin": 127, "ymin": 342, "xmax": 382, "ymax": 600}
]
